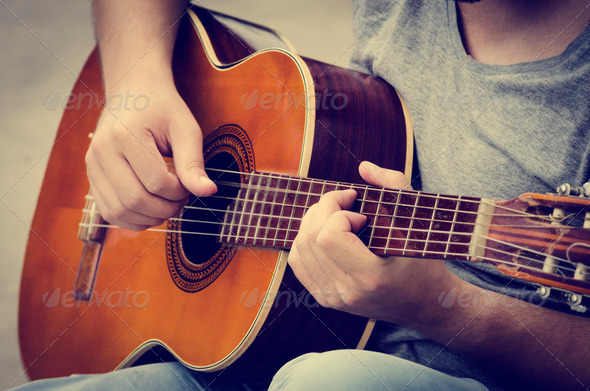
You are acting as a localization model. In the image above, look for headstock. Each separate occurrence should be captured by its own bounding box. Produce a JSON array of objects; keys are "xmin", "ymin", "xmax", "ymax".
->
[{"xmin": 475, "ymin": 183, "xmax": 590, "ymax": 313}]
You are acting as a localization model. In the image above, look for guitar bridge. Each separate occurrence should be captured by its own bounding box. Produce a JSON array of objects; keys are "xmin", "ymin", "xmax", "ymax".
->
[{"xmin": 75, "ymin": 192, "xmax": 106, "ymax": 301}]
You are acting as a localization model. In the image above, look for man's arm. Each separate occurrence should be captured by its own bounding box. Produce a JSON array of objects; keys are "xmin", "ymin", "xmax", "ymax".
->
[
  {"xmin": 289, "ymin": 162, "xmax": 590, "ymax": 391},
  {"xmin": 87, "ymin": 0, "xmax": 216, "ymax": 231}
]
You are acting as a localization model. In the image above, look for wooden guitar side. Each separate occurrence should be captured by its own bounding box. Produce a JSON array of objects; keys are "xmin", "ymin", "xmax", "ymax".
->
[{"xmin": 18, "ymin": 7, "xmax": 412, "ymax": 384}]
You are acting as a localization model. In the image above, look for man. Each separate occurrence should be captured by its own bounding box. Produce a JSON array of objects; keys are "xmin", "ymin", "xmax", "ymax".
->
[{"xmin": 17, "ymin": 0, "xmax": 589, "ymax": 390}]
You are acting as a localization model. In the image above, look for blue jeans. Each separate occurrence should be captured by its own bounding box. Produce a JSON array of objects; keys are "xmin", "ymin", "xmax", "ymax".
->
[{"xmin": 13, "ymin": 350, "xmax": 489, "ymax": 390}]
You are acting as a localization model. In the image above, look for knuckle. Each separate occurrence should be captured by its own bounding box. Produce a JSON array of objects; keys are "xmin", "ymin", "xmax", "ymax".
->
[
  {"xmin": 327, "ymin": 291, "xmax": 347, "ymax": 309},
  {"xmin": 111, "ymin": 124, "xmax": 131, "ymax": 142},
  {"xmin": 120, "ymin": 190, "xmax": 145, "ymax": 211},
  {"xmin": 108, "ymin": 202, "xmax": 128, "ymax": 221},
  {"xmin": 314, "ymin": 294, "xmax": 328, "ymax": 308},
  {"xmin": 88, "ymin": 129, "xmax": 117, "ymax": 159},
  {"xmin": 305, "ymin": 203, "xmax": 317, "ymax": 215},
  {"xmin": 292, "ymin": 235, "xmax": 307, "ymax": 253},
  {"xmin": 99, "ymin": 209, "xmax": 114, "ymax": 224},
  {"xmin": 84, "ymin": 149, "xmax": 92, "ymax": 167},
  {"xmin": 343, "ymin": 291, "xmax": 362, "ymax": 308},
  {"xmin": 359, "ymin": 274, "xmax": 386, "ymax": 295},
  {"xmin": 316, "ymin": 230, "xmax": 335, "ymax": 249},
  {"xmin": 144, "ymin": 175, "xmax": 167, "ymax": 195}
]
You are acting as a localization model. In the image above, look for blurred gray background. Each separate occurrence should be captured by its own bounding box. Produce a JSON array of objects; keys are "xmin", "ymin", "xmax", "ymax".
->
[{"xmin": 0, "ymin": 1, "xmax": 353, "ymax": 388}]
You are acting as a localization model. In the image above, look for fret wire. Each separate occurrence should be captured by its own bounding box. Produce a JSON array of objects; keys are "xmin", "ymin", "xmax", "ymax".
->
[
  {"xmin": 231, "ymin": 178, "xmax": 250, "ymax": 243},
  {"xmin": 367, "ymin": 186, "xmax": 383, "ymax": 249},
  {"xmin": 357, "ymin": 185, "xmax": 370, "ymax": 242},
  {"xmin": 385, "ymin": 190, "xmax": 401, "ymax": 254},
  {"xmin": 424, "ymin": 194, "xmax": 440, "ymax": 257},
  {"xmin": 245, "ymin": 174, "xmax": 261, "ymax": 244},
  {"xmin": 78, "ymin": 223, "xmax": 580, "ymax": 269},
  {"xmin": 402, "ymin": 193, "xmax": 419, "ymax": 256},
  {"xmin": 283, "ymin": 177, "xmax": 302, "ymax": 248},
  {"xmin": 253, "ymin": 173, "xmax": 270, "ymax": 244},
  {"xmin": 358, "ymin": 186, "xmax": 368, "ymax": 215},
  {"xmin": 272, "ymin": 174, "xmax": 290, "ymax": 248},
  {"xmin": 265, "ymin": 173, "xmax": 281, "ymax": 247},
  {"xmin": 445, "ymin": 196, "xmax": 461, "ymax": 257},
  {"xmin": 229, "ymin": 186, "xmax": 243, "ymax": 242},
  {"xmin": 220, "ymin": 199, "xmax": 232, "ymax": 242}
]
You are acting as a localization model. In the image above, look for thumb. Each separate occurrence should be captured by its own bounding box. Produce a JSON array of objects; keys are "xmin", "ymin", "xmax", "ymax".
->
[
  {"xmin": 168, "ymin": 115, "xmax": 217, "ymax": 197},
  {"xmin": 359, "ymin": 161, "xmax": 411, "ymax": 190}
]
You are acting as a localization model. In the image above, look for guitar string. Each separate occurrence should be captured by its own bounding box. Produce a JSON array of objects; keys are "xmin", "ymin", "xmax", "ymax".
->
[
  {"xmin": 189, "ymin": 179, "xmax": 578, "ymax": 225},
  {"xmin": 199, "ymin": 178, "xmax": 538, "ymax": 221},
  {"xmin": 84, "ymin": 164, "xmax": 584, "ymax": 224},
  {"xmin": 77, "ymin": 222, "xmax": 583, "ymax": 276},
  {"xmin": 80, "ymin": 170, "xmax": 588, "ymax": 271},
  {"xmin": 80, "ymin": 206, "xmax": 583, "ymax": 236},
  {"xmin": 163, "ymin": 165, "xmax": 529, "ymax": 216},
  {"xmin": 78, "ymin": 220, "xmax": 584, "ymax": 272},
  {"xmin": 182, "ymin": 190, "xmax": 534, "ymax": 222},
  {"xmin": 82, "ymin": 190, "xmax": 578, "ymax": 228},
  {"xmin": 81, "ymin": 188, "xmax": 587, "ymax": 265},
  {"xmin": 193, "ymin": 168, "xmax": 586, "ymax": 221},
  {"xmin": 183, "ymin": 198, "xmax": 570, "ymax": 227}
]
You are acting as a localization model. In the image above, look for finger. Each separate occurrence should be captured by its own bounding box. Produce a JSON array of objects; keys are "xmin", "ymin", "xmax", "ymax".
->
[
  {"xmin": 107, "ymin": 159, "xmax": 186, "ymax": 219},
  {"xmin": 290, "ymin": 239, "xmax": 338, "ymax": 306},
  {"xmin": 359, "ymin": 161, "xmax": 411, "ymax": 190},
  {"xmin": 323, "ymin": 210, "xmax": 368, "ymax": 235},
  {"xmin": 287, "ymin": 244, "xmax": 315, "ymax": 290},
  {"xmin": 316, "ymin": 211, "xmax": 370, "ymax": 261},
  {"xmin": 315, "ymin": 189, "xmax": 358, "ymax": 218},
  {"xmin": 168, "ymin": 107, "xmax": 217, "ymax": 197},
  {"xmin": 89, "ymin": 147, "xmax": 183, "ymax": 221},
  {"xmin": 122, "ymin": 127, "xmax": 190, "ymax": 201},
  {"xmin": 86, "ymin": 153, "xmax": 165, "ymax": 230},
  {"xmin": 317, "ymin": 211, "xmax": 375, "ymax": 275}
]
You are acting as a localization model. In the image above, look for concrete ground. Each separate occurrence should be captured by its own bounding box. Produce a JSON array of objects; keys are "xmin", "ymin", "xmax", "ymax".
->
[{"xmin": 0, "ymin": 1, "xmax": 352, "ymax": 388}]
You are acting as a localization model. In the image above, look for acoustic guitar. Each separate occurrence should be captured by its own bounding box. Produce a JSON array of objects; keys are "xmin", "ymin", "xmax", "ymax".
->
[{"xmin": 19, "ymin": 6, "xmax": 590, "ymax": 385}]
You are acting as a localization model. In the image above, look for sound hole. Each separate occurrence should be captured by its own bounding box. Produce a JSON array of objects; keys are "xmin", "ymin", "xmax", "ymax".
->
[{"xmin": 180, "ymin": 152, "xmax": 241, "ymax": 265}]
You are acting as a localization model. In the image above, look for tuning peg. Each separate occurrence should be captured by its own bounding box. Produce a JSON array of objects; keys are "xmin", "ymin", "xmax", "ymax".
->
[{"xmin": 556, "ymin": 182, "xmax": 590, "ymax": 198}]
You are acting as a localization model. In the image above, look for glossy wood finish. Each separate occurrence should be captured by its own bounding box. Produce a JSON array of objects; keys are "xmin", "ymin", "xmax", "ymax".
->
[{"xmin": 19, "ymin": 7, "xmax": 410, "ymax": 384}]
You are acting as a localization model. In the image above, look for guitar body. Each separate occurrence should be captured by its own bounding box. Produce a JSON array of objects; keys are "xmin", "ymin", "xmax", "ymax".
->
[{"xmin": 19, "ymin": 7, "xmax": 412, "ymax": 384}]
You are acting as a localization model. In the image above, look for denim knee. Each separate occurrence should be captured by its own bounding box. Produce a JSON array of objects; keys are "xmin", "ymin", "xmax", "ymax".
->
[{"xmin": 269, "ymin": 350, "xmax": 488, "ymax": 391}]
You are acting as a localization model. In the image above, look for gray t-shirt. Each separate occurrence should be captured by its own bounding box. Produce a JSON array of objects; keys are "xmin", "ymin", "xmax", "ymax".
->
[{"xmin": 349, "ymin": 1, "xmax": 589, "ymax": 390}]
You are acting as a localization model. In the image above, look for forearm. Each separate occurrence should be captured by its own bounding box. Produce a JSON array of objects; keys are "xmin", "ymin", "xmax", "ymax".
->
[
  {"xmin": 416, "ymin": 280, "xmax": 590, "ymax": 390},
  {"xmin": 92, "ymin": 0, "xmax": 188, "ymax": 88}
]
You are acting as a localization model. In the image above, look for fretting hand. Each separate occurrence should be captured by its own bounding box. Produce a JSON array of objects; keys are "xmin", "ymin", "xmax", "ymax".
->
[{"xmin": 288, "ymin": 161, "xmax": 464, "ymax": 327}]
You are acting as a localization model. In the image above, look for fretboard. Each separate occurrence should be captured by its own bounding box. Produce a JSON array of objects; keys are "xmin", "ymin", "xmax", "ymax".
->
[{"xmin": 218, "ymin": 172, "xmax": 481, "ymax": 261}]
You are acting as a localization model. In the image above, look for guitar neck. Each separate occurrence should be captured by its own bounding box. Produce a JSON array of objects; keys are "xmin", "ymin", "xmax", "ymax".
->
[{"xmin": 218, "ymin": 171, "xmax": 483, "ymax": 261}]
